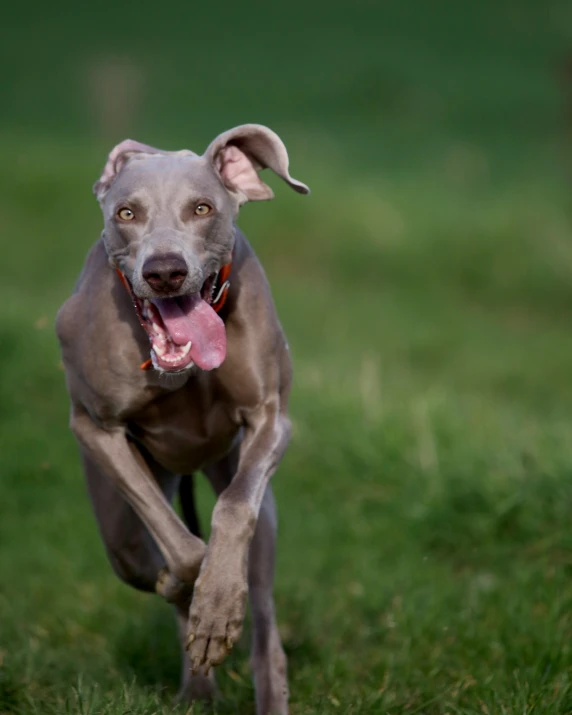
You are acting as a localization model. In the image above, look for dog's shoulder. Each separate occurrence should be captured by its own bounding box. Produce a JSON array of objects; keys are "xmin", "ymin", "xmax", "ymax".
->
[
  {"xmin": 55, "ymin": 239, "xmax": 107, "ymax": 345},
  {"xmin": 214, "ymin": 228, "xmax": 293, "ymax": 407}
]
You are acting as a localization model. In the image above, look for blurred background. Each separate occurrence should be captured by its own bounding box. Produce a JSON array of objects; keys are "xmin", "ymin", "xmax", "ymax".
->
[{"xmin": 2, "ymin": 1, "xmax": 572, "ymax": 713}]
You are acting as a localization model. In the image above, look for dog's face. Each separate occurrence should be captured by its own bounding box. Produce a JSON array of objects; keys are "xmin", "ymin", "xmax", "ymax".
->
[
  {"xmin": 94, "ymin": 125, "xmax": 309, "ymax": 374},
  {"xmin": 101, "ymin": 153, "xmax": 236, "ymax": 294}
]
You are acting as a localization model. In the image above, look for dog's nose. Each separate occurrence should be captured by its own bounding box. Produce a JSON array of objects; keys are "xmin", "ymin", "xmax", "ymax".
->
[{"xmin": 142, "ymin": 253, "xmax": 188, "ymax": 293}]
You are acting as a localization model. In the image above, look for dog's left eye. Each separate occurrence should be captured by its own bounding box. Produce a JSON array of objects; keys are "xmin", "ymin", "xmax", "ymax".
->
[{"xmin": 195, "ymin": 204, "xmax": 212, "ymax": 216}]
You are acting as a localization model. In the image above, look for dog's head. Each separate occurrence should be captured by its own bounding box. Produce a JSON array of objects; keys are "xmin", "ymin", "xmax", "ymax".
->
[{"xmin": 94, "ymin": 125, "xmax": 309, "ymax": 373}]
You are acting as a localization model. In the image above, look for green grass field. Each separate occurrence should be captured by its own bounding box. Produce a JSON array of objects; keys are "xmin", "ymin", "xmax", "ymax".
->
[{"xmin": 2, "ymin": 1, "xmax": 572, "ymax": 713}]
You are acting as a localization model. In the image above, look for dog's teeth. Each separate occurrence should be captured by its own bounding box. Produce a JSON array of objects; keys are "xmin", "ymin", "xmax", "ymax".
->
[{"xmin": 151, "ymin": 341, "xmax": 193, "ymax": 367}]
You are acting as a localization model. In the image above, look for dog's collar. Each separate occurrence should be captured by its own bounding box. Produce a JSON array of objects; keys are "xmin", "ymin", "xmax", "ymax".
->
[{"xmin": 115, "ymin": 262, "xmax": 232, "ymax": 371}]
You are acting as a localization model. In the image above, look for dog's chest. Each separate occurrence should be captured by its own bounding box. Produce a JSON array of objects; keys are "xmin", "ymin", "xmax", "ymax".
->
[{"xmin": 127, "ymin": 382, "xmax": 240, "ymax": 474}]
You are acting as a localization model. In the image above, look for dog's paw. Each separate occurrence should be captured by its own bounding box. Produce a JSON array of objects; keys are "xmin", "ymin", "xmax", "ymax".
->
[
  {"xmin": 186, "ymin": 569, "xmax": 248, "ymax": 672},
  {"xmin": 155, "ymin": 567, "xmax": 194, "ymax": 605}
]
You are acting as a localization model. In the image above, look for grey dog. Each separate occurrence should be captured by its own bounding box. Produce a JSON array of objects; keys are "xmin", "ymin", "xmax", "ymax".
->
[{"xmin": 56, "ymin": 124, "xmax": 309, "ymax": 714}]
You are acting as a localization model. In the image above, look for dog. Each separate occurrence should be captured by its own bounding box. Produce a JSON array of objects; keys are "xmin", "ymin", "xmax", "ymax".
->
[{"xmin": 56, "ymin": 124, "xmax": 309, "ymax": 713}]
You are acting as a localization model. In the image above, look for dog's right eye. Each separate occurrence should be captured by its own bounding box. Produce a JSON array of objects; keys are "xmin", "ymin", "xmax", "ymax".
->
[{"xmin": 117, "ymin": 208, "xmax": 135, "ymax": 221}]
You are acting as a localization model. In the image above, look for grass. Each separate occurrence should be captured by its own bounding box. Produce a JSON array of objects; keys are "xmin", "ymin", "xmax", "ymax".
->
[
  {"xmin": 2, "ymin": 152, "xmax": 572, "ymax": 714},
  {"xmin": 2, "ymin": 0, "xmax": 572, "ymax": 713}
]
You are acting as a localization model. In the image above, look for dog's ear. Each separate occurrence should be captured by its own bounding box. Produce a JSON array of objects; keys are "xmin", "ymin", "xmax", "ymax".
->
[
  {"xmin": 93, "ymin": 140, "xmax": 197, "ymax": 201},
  {"xmin": 204, "ymin": 124, "xmax": 310, "ymax": 204},
  {"xmin": 93, "ymin": 139, "xmax": 163, "ymax": 200}
]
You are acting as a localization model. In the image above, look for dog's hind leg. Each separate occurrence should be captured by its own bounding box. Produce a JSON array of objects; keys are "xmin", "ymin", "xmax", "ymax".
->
[
  {"xmin": 204, "ymin": 452, "xmax": 288, "ymax": 715},
  {"xmin": 81, "ymin": 445, "xmax": 174, "ymax": 593},
  {"xmin": 248, "ymin": 487, "xmax": 289, "ymax": 714}
]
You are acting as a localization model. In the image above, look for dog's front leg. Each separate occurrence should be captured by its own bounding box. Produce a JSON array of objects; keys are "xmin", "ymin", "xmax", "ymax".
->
[
  {"xmin": 71, "ymin": 406, "xmax": 207, "ymax": 600},
  {"xmin": 187, "ymin": 397, "xmax": 291, "ymax": 672}
]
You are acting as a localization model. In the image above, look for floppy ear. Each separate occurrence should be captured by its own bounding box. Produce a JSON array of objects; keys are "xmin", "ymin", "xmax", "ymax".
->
[
  {"xmin": 204, "ymin": 124, "xmax": 310, "ymax": 204},
  {"xmin": 93, "ymin": 139, "xmax": 164, "ymax": 200},
  {"xmin": 93, "ymin": 140, "xmax": 197, "ymax": 201}
]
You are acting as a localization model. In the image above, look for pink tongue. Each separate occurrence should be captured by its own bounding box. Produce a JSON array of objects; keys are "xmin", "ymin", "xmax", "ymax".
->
[{"xmin": 153, "ymin": 294, "xmax": 227, "ymax": 370}]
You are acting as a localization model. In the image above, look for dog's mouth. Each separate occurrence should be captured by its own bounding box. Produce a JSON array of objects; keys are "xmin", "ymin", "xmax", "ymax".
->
[{"xmin": 132, "ymin": 272, "xmax": 227, "ymax": 373}]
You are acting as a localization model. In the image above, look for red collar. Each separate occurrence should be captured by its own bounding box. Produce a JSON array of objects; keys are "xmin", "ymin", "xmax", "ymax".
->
[{"xmin": 116, "ymin": 262, "xmax": 232, "ymax": 370}]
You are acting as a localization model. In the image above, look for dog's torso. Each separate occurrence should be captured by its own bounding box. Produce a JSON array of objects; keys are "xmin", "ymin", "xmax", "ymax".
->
[{"xmin": 125, "ymin": 380, "xmax": 241, "ymax": 474}]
